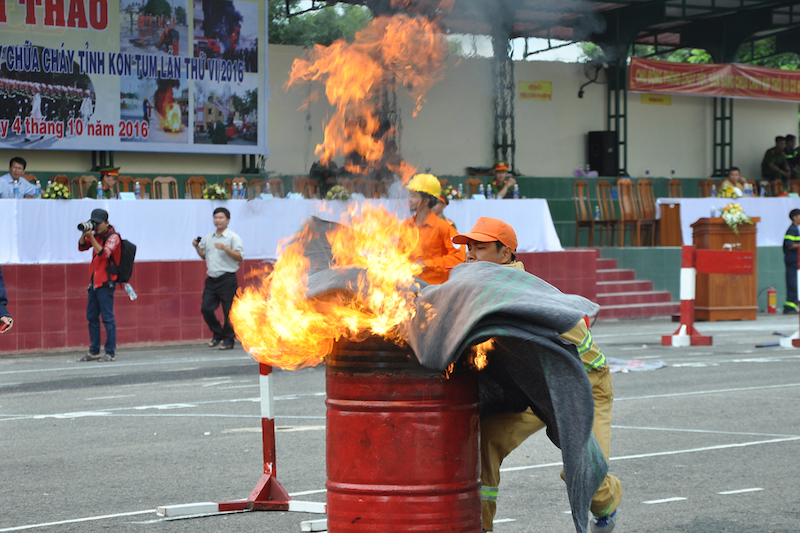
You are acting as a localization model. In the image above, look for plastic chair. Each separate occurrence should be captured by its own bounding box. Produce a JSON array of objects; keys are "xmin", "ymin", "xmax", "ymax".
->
[
  {"xmin": 697, "ymin": 179, "xmax": 715, "ymax": 198},
  {"xmin": 185, "ymin": 176, "xmax": 208, "ymax": 199},
  {"xmin": 152, "ymin": 176, "xmax": 178, "ymax": 199},
  {"xmin": 595, "ymin": 181, "xmax": 618, "ymax": 247},
  {"xmin": 465, "ymin": 178, "xmax": 483, "ymax": 198},
  {"xmin": 636, "ymin": 179, "xmax": 658, "ymax": 246},
  {"xmin": 267, "ymin": 178, "xmax": 285, "ymax": 198},
  {"xmin": 616, "ymin": 179, "xmax": 641, "ymax": 246},
  {"xmin": 572, "ymin": 180, "xmax": 596, "ymax": 247},
  {"xmin": 72, "ymin": 175, "xmax": 97, "ymax": 199},
  {"xmin": 770, "ymin": 179, "xmax": 784, "ymax": 196},
  {"xmin": 667, "ymin": 179, "xmax": 683, "ymax": 198}
]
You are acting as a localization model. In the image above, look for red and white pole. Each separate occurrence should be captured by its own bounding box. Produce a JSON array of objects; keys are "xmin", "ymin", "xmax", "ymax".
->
[{"xmin": 662, "ymin": 245, "xmax": 712, "ymax": 346}]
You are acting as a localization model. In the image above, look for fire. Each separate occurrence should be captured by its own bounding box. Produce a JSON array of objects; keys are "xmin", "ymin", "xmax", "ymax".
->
[
  {"xmin": 154, "ymin": 79, "xmax": 183, "ymax": 133},
  {"xmin": 286, "ymin": 13, "xmax": 449, "ymax": 182},
  {"xmin": 470, "ymin": 338, "xmax": 494, "ymax": 370},
  {"xmin": 162, "ymin": 102, "xmax": 182, "ymax": 132},
  {"xmin": 230, "ymin": 204, "xmax": 424, "ymax": 370}
]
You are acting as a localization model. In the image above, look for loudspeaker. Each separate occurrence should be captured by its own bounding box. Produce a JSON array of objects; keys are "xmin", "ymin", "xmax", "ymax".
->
[{"xmin": 588, "ymin": 131, "xmax": 618, "ymax": 177}]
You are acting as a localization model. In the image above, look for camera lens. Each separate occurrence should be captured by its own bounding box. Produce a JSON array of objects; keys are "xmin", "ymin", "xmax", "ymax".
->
[{"xmin": 77, "ymin": 221, "xmax": 93, "ymax": 232}]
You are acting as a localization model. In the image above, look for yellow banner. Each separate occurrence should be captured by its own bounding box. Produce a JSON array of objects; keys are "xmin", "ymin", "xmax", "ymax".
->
[{"xmin": 519, "ymin": 81, "xmax": 552, "ymax": 101}]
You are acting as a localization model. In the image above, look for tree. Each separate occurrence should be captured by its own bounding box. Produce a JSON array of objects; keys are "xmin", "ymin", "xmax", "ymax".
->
[
  {"xmin": 175, "ymin": 6, "xmax": 186, "ymax": 25},
  {"xmin": 143, "ymin": 0, "xmax": 170, "ymax": 18},
  {"xmin": 269, "ymin": 1, "xmax": 373, "ymax": 46}
]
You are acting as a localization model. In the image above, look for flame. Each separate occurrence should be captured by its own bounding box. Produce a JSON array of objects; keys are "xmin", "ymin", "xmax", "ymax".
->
[
  {"xmin": 230, "ymin": 204, "xmax": 425, "ymax": 370},
  {"xmin": 155, "ymin": 80, "xmax": 183, "ymax": 133},
  {"xmin": 470, "ymin": 338, "xmax": 494, "ymax": 370},
  {"xmin": 286, "ymin": 13, "xmax": 449, "ymax": 181},
  {"xmin": 162, "ymin": 102, "xmax": 182, "ymax": 132}
]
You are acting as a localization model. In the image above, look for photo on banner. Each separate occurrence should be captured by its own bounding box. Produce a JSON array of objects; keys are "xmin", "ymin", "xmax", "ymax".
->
[{"xmin": 0, "ymin": 0, "xmax": 267, "ymax": 155}]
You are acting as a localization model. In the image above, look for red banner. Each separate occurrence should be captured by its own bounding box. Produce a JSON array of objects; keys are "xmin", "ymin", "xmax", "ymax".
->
[{"xmin": 628, "ymin": 57, "xmax": 800, "ymax": 102}]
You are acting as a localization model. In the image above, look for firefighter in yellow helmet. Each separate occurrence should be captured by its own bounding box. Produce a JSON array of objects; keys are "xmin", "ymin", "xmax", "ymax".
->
[{"xmin": 404, "ymin": 173, "xmax": 465, "ymax": 284}]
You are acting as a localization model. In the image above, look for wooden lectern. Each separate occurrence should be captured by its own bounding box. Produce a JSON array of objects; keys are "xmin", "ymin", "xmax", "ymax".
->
[{"xmin": 691, "ymin": 217, "xmax": 759, "ymax": 321}]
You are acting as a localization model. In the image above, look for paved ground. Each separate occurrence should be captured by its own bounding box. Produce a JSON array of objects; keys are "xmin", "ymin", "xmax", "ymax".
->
[{"xmin": 1, "ymin": 314, "xmax": 799, "ymax": 532}]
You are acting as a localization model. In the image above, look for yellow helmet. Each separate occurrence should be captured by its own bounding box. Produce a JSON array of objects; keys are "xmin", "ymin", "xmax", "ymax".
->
[{"xmin": 406, "ymin": 173, "xmax": 442, "ymax": 198}]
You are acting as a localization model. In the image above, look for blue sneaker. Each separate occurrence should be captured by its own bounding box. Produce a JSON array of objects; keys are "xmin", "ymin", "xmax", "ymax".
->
[{"xmin": 591, "ymin": 509, "xmax": 617, "ymax": 532}]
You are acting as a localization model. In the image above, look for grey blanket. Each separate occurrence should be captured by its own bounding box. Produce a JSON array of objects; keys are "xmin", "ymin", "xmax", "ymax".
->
[{"xmin": 301, "ymin": 218, "xmax": 607, "ymax": 533}]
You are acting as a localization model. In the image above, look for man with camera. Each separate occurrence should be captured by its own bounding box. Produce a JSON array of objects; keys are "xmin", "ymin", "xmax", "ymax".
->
[
  {"xmin": 77, "ymin": 208, "xmax": 121, "ymax": 362},
  {"xmin": 192, "ymin": 207, "xmax": 244, "ymax": 350}
]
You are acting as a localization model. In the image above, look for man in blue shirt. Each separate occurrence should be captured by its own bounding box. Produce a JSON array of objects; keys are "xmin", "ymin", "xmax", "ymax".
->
[
  {"xmin": 0, "ymin": 157, "xmax": 37, "ymax": 198},
  {"xmin": 783, "ymin": 209, "xmax": 800, "ymax": 314}
]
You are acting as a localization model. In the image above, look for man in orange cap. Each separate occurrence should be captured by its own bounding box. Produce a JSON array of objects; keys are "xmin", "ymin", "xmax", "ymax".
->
[
  {"xmin": 405, "ymin": 173, "xmax": 464, "ymax": 285},
  {"xmin": 453, "ymin": 218, "xmax": 621, "ymax": 533},
  {"xmin": 491, "ymin": 162, "xmax": 516, "ymax": 199}
]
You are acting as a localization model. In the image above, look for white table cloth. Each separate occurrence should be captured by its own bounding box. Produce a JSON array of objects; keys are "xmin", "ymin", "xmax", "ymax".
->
[
  {"xmin": 656, "ymin": 197, "xmax": 800, "ymax": 247},
  {"xmin": 0, "ymin": 198, "xmax": 562, "ymax": 264}
]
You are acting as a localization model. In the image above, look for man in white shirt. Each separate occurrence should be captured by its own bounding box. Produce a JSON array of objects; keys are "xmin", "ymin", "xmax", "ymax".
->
[
  {"xmin": 192, "ymin": 207, "xmax": 245, "ymax": 350},
  {"xmin": 0, "ymin": 157, "xmax": 37, "ymax": 198}
]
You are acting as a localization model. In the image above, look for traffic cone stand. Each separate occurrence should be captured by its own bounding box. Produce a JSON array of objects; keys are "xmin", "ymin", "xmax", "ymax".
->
[
  {"xmin": 157, "ymin": 363, "xmax": 325, "ymax": 518},
  {"xmin": 662, "ymin": 245, "xmax": 712, "ymax": 346}
]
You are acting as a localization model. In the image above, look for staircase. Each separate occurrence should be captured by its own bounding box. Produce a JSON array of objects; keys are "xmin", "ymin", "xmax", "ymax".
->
[{"xmin": 596, "ymin": 257, "xmax": 679, "ymax": 320}]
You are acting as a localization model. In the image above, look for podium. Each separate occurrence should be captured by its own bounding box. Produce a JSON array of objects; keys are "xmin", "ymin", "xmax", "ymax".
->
[{"xmin": 691, "ymin": 217, "xmax": 759, "ymax": 321}]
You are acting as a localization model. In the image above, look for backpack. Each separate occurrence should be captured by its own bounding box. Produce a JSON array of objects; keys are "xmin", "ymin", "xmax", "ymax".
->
[{"xmin": 106, "ymin": 230, "xmax": 137, "ymax": 284}]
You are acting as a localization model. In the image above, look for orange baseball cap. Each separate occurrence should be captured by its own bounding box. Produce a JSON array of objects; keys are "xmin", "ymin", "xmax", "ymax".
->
[{"xmin": 452, "ymin": 217, "xmax": 517, "ymax": 252}]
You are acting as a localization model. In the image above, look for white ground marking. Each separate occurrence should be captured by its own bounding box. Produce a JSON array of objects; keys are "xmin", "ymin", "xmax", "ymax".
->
[
  {"xmin": 289, "ymin": 489, "xmax": 327, "ymax": 496},
  {"xmin": 84, "ymin": 395, "xmax": 135, "ymax": 401},
  {"xmin": 612, "ymin": 425, "xmax": 799, "ymax": 438},
  {"xmin": 642, "ymin": 497, "xmax": 687, "ymax": 504},
  {"xmin": 0, "ymin": 355, "xmax": 251, "ymax": 375},
  {"xmin": 220, "ymin": 427, "xmax": 262, "ymax": 433},
  {"xmin": 718, "ymin": 488, "xmax": 764, "ymax": 495},
  {"xmin": 275, "ymin": 425, "xmax": 326, "ymax": 432},
  {"xmin": 217, "ymin": 384, "xmax": 260, "ymax": 390},
  {"xmin": 201, "ymin": 380, "xmax": 235, "ymax": 387},
  {"xmin": 493, "ymin": 518, "xmax": 516, "ymax": 523},
  {"xmin": 615, "ymin": 382, "xmax": 800, "ymax": 401},
  {"xmin": 0, "ymin": 510, "xmax": 154, "ymax": 532}
]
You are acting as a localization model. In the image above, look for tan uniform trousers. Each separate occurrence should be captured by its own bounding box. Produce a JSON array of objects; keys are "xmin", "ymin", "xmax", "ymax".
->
[{"xmin": 480, "ymin": 365, "xmax": 622, "ymax": 531}]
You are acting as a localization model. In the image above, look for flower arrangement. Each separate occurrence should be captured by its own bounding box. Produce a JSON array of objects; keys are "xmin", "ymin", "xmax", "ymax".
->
[
  {"xmin": 721, "ymin": 203, "xmax": 753, "ymax": 235},
  {"xmin": 42, "ymin": 182, "xmax": 71, "ymax": 199},
  {"xmin": 717, "ymin": 184, "xmax": 743, "ymax": 198},
  {"xmin": 202, "ymin": 184, "xmax": 229, "ymax": 200},
  {"xmin": 326, "ymin": 185, "xmax": 351, "ymax": 200},
  {"xmin": 444, "ymin": 185, "xmax": 462, "ymax": 201}
]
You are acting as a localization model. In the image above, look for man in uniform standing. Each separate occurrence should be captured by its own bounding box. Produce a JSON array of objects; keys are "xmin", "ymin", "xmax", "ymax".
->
[
  {"xmin": 783, "ymin": 209, "xmax": 800, "ymax": 314},
  {"xmin": 762, "ymin": 136, "xmax": 793, "ymax": 184},
  {"xmin": 192, "ymin": 207, "xmax": 244, "ymax": 350}
]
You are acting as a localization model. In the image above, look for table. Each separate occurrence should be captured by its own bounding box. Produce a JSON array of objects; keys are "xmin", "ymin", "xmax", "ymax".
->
[
  {"xmin": 656, "ymin": 197, "xmax": 800, "ymax": 247},
  {"xmin": 0, "ymin": 198, "xmax": 562, "ymax": 264}
]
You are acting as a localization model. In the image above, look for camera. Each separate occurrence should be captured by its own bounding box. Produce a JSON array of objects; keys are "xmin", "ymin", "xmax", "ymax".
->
[{"xmin": 77, "ymin": 221, "xmax": 94, "ymax": 232}]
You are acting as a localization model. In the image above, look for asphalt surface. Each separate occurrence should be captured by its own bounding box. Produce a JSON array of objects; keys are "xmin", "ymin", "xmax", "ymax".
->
[{"xmin": 1, "ymin": 314, "xmax": 799, "ymax": 532}]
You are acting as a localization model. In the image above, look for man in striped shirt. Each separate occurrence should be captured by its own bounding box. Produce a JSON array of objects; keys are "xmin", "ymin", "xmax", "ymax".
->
[{"xmin": 452, "ymin": 218, "xmax": 621, "ymax": 533}]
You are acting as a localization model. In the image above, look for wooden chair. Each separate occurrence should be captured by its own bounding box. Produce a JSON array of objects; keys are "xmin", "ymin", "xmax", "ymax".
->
[
  {"xmin": 465, "ymin": 178, "xmax": 483, "ymax": 198},
  {"xmin": 354, "ymin": 178, "xmax": 379, "ymax": 199},
  {"xmin": 72, "ymin": 175, "xmax": 96, "ymax": 199},
  {"xmin": 572, "ymin": 180, "xmax": 596, "ymax": 247},
  {"xmin": 50, "ymin": 174, "xmax": 70, "ymax": 188},
  {"xmin": 221, "ymin": 177, "xmax": 248, "ymax": 197},
  {"xmin": 117, "ymin": 176, "xmax": 135, "ymax": 192},
  {"xmin": 267, "ymin": 177, "xmax": 285, "ymax": 198},
  {"xmin": 246, "ymin": 178, "xmax": 264, "ymax": 199},
  {"xmin": 305, "ymin": 179, "xmax": 321, "ymax": 199},
  {"xmin": 185, "ymin": 176, "xmax": 207, "ymax": 199},
  {"xmin": 770, "ymin": 179, "xmax": 784, "ymax": 196},
  {"xmin": 667, "ymin": 179, "xmax": 683, "ymax": 198},
  {"xmin": 595, "ymin": 180, "xmax": 618, "ymax": 247},
  {"xmin": 135, "ymin": 177, "xmax": 153, "ymax": 198},
  {"xmin": 616, "ymin": 179, "xmax": 641, "ymax": 246},
  {"xmin": 438, "ymin": 177, "xmax": 450, "ymax": 191},
  {"xmin": 744, "ymin": 179, "xmax": 759, "ymax": 196},
  {"xmin": 292, "ymin": 176, "xmax": 308, "ymax": 195},
  {"xmin": 337, "ymin": 177, "xmax": 355, "ymax": 193},
  {"xmin": 636, "ymin": 179, "xmax": 659, "ymax": 246},
  {"xmin": 152, "ymin": 176, "xmax": 178, "ymax": 199},
  {"xmin": 788, "ymin": 179, "xmax": 800, "ymax": 194},
  {"xmin": 697, "ymin": 179, "xmax": 716, "ymax": 198},
  {"xmin": 22, "ymin": 173, "xmax": 38, "ymax": 185}
]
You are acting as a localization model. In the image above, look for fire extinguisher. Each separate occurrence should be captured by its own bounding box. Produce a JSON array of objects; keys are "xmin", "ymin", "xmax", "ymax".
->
[{"xmin": 767, "ymin": 286, "xmax": 777, "ymax": 314}]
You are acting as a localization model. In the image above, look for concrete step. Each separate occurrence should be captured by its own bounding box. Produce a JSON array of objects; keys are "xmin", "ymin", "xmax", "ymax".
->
[
  {"xmin": 596, "ymin": 258, "xmax": 618, "ymax": 270},
  {"xmin": 597, "ymin": 268, "xmax": 636, "ymax": 282},
  {"xmin": 597, "ymin": 290, "xmax": 673, "ymax": 306},
  {"xmin": 598, "ymin": 301, "xmax": 680, "ymax": 320},
  {"xmin": 597, "ymin": 279, "xmax": 654, "ymax": 293}
]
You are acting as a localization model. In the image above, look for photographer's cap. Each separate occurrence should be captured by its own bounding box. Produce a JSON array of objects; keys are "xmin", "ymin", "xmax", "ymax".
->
[
  {"xmin": 90, "ymin": 208, "xmax": 108, "ymax": 224},
  {"xmin": 453, "ymin": 217, "xmax": 517, "ymax": 252}
]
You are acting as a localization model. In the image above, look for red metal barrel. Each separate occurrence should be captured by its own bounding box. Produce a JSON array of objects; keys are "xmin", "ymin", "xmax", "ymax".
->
[{"xmin": 326, "ymin": 336, "xmax": 480, "ymax": 532}]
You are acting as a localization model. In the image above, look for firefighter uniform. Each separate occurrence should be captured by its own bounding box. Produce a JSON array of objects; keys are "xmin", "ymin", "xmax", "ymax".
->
[
  {"xmin": 784, "ymin": 221, "xmax": 800, "ymax": 312},
  {"xmin": 479, "ymin": 267, "xmax": 621, "ymax": 531}
]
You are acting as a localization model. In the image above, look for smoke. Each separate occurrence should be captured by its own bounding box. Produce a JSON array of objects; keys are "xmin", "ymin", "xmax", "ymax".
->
[{"xmin": 202, "ymin": 0, "xmax": 243, "ymax": 53}]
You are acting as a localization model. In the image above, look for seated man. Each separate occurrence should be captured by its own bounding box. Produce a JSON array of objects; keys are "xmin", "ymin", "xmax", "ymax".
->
[
  {"xmin": 87, "ymin": 167, "xmax": 120, "ymax": 199},
  {"xmin": 490, "ymin": 162, "xmax": 516, "ymax": 199},
  {"xmin": 717, "ymin": 166, "xmax": 745, "ymax": 197},
  {"xmin": 404, "ymin": 173, "xmax": 464, "ymax": 285},
  {"xmin": 0, "ymin": 156, "xmax": 37, "ymax": 198},
  {"xmin": 762, "ymin": 136, "xmax": 794, "ymax": 184},
  {"xmin": 452, "ymin": 217, "xmax": 622, "ymax": 533}
]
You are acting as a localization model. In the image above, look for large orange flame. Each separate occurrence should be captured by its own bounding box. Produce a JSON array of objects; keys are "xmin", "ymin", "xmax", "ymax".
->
[
  {"xmin": 286, "ymin": 13, "xmax": 449, "ymax": 182},
  {"xmin": 230, "ymin": 204, "xmax": 426, "ymax": 370}
]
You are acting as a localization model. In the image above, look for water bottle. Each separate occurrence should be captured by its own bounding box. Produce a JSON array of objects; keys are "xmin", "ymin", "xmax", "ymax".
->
[
  {"xmin": 645, "ymin": 168, "xmax": 650, "ymax": 178},
  {"xmin": 134, "ymin": 181, "xmax": 141, "ymax": 199},
  {"xmin": 34, "ymin": 180, "xmax": 41, "ymax": 198},
  {"xmin": 97, "ymin": 182, "xmax": 103, "ymax": 199},
  {"xmin": 513, "ymin": 183, "xmax": 519, "ymax": 199},
  {"xmin": 124, "ymin": 282, "xmax": 138, "ymax": 301},
  {"xmin": 46, "ymin": 180, "xmax": 52, "ymax": 194},
  {"xmin": 710, "ymin": 206, "xmax": 716, "ymax": 218},
  {"xmin": 710, "ymin": 184, "xmax": 716, "ymax": 197},
  {"xmin": 594, "ymin": 205, "xmax": 600, "ymax": 220},
  {"xmin": 486, "ymin": 185, "xmax": 493, "ymax": 199},
  {"xmin": 265, "ymin": 182, "xmax": 271, "ymax": 195},
  {"xmin": 238, "ymin": 182, "xmax": 244, "ymax": 199},
  {"xmin": 458, "ymin": 183, "xmax": 464, "ymax": 196},
  {"xmin": 13, "ymin": 180, "xmax": 19, "ymax": 199},
  {"xmin": 478, "ymin": 183, "xmax": 485, "ymax": 196}
]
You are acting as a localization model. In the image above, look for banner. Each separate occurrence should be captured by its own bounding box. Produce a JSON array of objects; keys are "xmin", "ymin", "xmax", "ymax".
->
[
  {"xmin": 629, "ymin": 57, "xmax": 800, "ymax": 103},
  {"xmin": 0, "ymin": 0, "xmax": 267, "ymax": 155}
]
